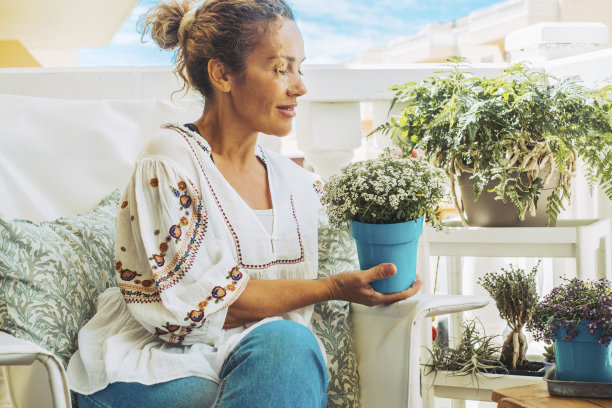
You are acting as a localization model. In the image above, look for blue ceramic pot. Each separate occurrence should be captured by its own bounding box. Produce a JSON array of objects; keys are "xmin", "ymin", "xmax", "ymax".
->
[
  {"xmin": 553, "ymin": 320, "xmax": 612, "ymax": 382},
  {"xmin": 350, "ymin": 216, "xmax": 423, "ymax": 294}
]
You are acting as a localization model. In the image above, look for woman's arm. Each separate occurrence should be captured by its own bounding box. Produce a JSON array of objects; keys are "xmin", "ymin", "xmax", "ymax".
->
[{"xmin": 223, "ymin": 263, "xmax": 423, "ymax": 328}]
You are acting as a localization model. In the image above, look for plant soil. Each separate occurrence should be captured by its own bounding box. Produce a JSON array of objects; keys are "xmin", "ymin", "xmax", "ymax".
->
[{"xmin": 486, "ymin": 360, "xmax": 546, "ymax": 377}]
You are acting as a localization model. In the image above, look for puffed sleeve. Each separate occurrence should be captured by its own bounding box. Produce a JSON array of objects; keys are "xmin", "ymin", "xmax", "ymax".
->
[{"xmin": 113, "ymin": 158, "xmax": 248, "ymax": 346}]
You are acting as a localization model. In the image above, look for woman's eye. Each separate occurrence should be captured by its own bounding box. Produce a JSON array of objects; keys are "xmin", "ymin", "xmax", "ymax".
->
[
  {"xmin": 298, "ymin": 70, "xmax": 304, "ymax": 76},
  {"xmin": 275, "ymin": 68, "xmax": 288, "ymax": 75}
]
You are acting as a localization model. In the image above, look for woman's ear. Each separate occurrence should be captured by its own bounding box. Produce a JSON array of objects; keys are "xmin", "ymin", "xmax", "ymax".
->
[{"xmin": 208, "ymin": 59, "xmax": 231, "ymax": 93}]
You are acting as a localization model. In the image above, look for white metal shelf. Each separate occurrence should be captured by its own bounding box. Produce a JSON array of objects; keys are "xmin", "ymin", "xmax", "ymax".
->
[
  {"xmin": 426, "ymin": 370, "xmax": 543, "ymax": 402},
  {"xmin": 417, "ymin": 218, "xmax": 610, "ymax": 407},
  {"xmin": 422, "ymin": 218, "xmax": 610, "ymax": 282}
]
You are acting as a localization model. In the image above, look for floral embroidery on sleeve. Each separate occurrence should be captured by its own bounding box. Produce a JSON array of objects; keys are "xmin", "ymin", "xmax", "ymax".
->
[
  {"xmin": 184, "ymin": 266, "xmax": 246, "ymax": 323},
  {"xmin": 150, "ymin": 181, "xmax": 207, "ymax": 289},
  {"xmin": 118, "ymin": 179, "xmax": 208, "ymax": 304},
  {"xmin": 155, "ymin": 323, "xmax": 194, "ymax": 344}
]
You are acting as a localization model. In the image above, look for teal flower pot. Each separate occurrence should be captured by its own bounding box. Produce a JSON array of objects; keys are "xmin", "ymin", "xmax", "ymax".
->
[
  {"xmin": 350, "ymin": 216, "xmax": 423, "ymax": 294},
  {"xmin": 553, "ymin": 320, "xmax": 612, "ymax": 382}
]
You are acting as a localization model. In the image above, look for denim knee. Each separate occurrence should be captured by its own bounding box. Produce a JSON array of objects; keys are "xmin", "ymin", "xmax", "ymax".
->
[
  {"xmin": 217, "ymin": 320, "xmax": 328, "ymax": 408},
  {"xmin": 253, "ymin": 320, "xmax": 323, "ymax": 363},
  {"xmin": 229, "ymin": 320, "xmax": 326, "ymax": 377}
]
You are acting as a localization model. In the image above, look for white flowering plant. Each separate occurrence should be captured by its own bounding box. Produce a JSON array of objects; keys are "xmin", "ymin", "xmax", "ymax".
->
[{"xmin": 321, "ymin": 149, "xmax": 449, "ymax": 230}]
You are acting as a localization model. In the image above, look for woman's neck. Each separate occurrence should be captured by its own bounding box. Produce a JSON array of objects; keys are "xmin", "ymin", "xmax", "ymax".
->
[
  {"xmin": 193, "ymin": 106, "xmax": 259, "ymax": 170},
  {"xmin": 192, "ymin": 105, "xmax": 272, "ymax": 210}
]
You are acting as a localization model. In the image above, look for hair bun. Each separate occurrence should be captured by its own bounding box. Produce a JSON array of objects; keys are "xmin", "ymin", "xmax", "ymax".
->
[{"xmin": 140, "ymin": 0, "xmax": 193, "ymax": 50}]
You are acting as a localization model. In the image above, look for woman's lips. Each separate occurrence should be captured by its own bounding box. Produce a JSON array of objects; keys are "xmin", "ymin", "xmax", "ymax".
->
[{"xmin": 277, "ymin": 104, "xmax": 297, "ymax": 117}]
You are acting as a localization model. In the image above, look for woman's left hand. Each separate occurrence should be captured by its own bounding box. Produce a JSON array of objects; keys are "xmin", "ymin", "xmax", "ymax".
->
[{"xmin": 323, "ymin": 263, "xmax": 423, "ymax": 306}]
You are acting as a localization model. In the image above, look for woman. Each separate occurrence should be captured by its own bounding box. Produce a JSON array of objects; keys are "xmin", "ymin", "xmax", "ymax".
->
[{"xmin": 67, "ymin": 1, "xmax": 423, "ymax": 407}]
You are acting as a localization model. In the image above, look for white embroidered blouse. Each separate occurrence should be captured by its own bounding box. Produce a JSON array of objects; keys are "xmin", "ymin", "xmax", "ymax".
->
[{"xmin": 67, "ymin": 124, "xmax": 324, "ymax": 394}]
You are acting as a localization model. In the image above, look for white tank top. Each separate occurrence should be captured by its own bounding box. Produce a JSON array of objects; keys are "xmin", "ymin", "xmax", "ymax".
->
[{"xmin": 253, "ymin": 208, "xmax": 274, "ymax": 234}]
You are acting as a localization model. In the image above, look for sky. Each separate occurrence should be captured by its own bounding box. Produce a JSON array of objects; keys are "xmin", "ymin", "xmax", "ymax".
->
[{"xmin": 79, "ymin": 0, "xmax": 503, "ymax": 66}]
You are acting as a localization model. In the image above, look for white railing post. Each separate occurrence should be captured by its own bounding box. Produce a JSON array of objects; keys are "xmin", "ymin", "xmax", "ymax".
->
[
  {"xmin": 295, "ymin": 101, "xmax": 362, "ymax": 180},
  {"xmin": 371, "ymin": 100, "xmax": 409, "ymax": 151},
  {"xmin": 505, "ymin": 22, "xmax": 609, "ymax": 64}
]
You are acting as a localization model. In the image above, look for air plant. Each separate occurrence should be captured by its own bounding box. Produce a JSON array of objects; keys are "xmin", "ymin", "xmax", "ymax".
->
[{"xmin": 423, "ymin": 318, "xmax": 506, "ymax": 381}]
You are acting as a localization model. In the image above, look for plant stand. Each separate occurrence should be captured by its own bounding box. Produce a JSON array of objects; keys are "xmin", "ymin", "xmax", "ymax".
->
[
  {"xmin": 428, "ymin": 370, "xmax": 543, "ymax": 402},
  {"xmin": 418, "ymin": 218, "xmax": 611, "ymax": 407}
]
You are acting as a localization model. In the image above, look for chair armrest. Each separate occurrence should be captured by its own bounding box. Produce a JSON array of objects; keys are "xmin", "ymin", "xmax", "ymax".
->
[
  {"xmin": 351, "ymin": 294, "xmax": 488, "ymax": 408},
  {"xmin": 0, "ymin": 331, "xmax": 71, "ymax": 408},
  {"xmin": 351, "ymin": 294, "xmax": 489, "ymax": 321},
  {"xmin": 0, "ymin": 331, "xmax": 47, "ymax": 365}
]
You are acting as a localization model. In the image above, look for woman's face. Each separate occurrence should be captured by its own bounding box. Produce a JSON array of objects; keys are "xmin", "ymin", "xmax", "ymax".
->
[{"xmin": 227, "ymin": 19, "xmax": 307, "ymax": 137}]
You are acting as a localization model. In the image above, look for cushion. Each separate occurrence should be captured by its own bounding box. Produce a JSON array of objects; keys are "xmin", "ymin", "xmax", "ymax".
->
[
  {"xmin": 0, "ymin": 191, "xmax": 120, "ymax": 367},
  {"xmin": 0, "ymin": 94, "xmax": 200, "ymax": 222},
  {"xmin": 314, "ymin": 218, "xmax": 361, "ymax": 408}
]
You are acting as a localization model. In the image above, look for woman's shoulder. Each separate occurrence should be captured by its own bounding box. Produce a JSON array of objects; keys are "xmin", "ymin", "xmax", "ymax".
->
[{"xmin": 139, "ymin": 123, "xmax": 204, "ymax": 161}]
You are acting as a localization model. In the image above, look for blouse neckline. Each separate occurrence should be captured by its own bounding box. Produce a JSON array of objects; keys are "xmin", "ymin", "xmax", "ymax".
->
[{"xmin": 182, "ymin": 122, "xmax": 267, "ymax": 166}]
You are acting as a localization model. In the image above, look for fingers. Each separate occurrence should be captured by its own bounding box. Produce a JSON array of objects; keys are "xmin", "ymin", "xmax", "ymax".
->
[
  {"xmin": 377, "ymin": 274, "xmax": 424, "ymax": 304},
  {"xmin": 367, "ymin": 263, "xmax": 396, "ymax": 282},
  {"xmin": 340, "ymin": 266, "xmax": 422, "ymax": 306},
  {"xmin": 402, "ymin": 275, "xmax": 424, "ymax": 297}
]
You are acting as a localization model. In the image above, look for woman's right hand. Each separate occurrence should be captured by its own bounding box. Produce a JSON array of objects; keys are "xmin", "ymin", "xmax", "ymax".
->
[{"xmin": 323, "ymin": 263, "xmax": 423, "ymax": 306}]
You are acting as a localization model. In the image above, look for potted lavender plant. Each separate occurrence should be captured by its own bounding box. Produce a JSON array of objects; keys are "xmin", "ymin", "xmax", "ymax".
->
[
  {"xmin": 526, "ymin": 277, "xmax": 612, "ymax": 382},
  {"xmin": 321, "ymin": 149, "xmax": 448, "ymax": 293}
]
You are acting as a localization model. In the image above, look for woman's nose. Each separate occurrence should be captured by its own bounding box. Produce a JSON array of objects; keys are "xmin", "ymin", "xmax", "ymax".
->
[{"xmin": 289, "ymin": 74, "xmax": 307, "ymax": 97}]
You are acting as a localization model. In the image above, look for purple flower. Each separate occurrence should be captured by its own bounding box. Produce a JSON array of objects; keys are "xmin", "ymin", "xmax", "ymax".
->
[{"xmin": 526, "ymin": 277, "xmax": 612, "ymax": 346}]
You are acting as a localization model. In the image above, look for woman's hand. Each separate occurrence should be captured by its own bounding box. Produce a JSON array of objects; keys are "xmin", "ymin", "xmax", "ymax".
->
[{"xmin": 323, "ymin": 263, "xmax": 423, "ymax": 306}]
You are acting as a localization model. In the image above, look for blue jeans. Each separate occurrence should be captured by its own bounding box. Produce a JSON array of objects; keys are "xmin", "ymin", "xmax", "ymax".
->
[{"xmin": 77, "ymin": 320, "xmax": 328, "ymax": 408}]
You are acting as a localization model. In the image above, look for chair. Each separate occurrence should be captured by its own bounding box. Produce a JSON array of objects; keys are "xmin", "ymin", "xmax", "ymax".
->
[{"xmin": 0, "ymin": 71, "xmax": 487, "ymax": 408}]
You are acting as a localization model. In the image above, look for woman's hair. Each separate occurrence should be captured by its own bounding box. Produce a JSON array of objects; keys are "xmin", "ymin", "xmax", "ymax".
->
[{"xmin": 140, "ymin": 0, "xmax": 295, "ymax": 98}]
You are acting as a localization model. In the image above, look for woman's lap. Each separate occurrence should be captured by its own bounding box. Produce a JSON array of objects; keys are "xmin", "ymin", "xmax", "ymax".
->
[
  {"xmin": 77, "ymin": 320, "xmax": 328, "ymax": 408},
  {"xmin": 77, "ymin": 376, "xmax": 218, "ymax": 408}
]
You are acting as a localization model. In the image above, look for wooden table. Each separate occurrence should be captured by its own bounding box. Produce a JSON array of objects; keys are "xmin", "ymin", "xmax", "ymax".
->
[{"xmin": 492, "ymin": 383, "xmax": 612, "ymax": 407}]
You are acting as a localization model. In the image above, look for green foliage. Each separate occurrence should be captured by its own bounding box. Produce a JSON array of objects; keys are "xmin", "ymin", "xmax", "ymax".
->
[
  {"xmin": 478, "ymin": 262, "xmax": 539, "ymax": 328},
  {"xmin": 371, "ymin": 57, "xmax": 612, "ymax": 224},
  {"xmin": 543, "ymin": 344, "xmax": 555, "ymax": 363},
  {"xmin": 423, "ymin": 319, "xmax": 506, "ymax": 378},
  {"xmin": 478, "ymin": 262, "xmax": 540, "ymax": 368}
]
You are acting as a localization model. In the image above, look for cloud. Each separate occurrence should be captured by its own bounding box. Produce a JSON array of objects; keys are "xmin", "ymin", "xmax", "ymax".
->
[
  {"xmin": 289, "ymin": 0, "xmax": 438, "ymax": 63},
  {"xmin": 297, "ymin": 20, "xmax": 400, "ymax": 64},
  {"xmin": 80, "ymin": 0, "xmax": 503, "ymax": 66},
  {"xmin": 291, "ymin": 0, "xmax": 419, "ymax": 31}
]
